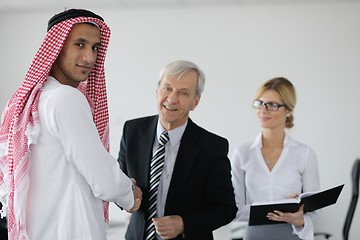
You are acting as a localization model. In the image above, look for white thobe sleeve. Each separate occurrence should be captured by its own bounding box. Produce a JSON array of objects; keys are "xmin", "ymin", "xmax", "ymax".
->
[{"xmin": 51, "ymin": 87, "xmax": 134, "ymax": 210}]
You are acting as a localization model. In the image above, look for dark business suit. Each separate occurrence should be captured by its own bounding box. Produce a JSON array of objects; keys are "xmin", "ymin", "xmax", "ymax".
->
[{"xmin": 118, "ymin": 115, "xmax": 237, "ymax": 240}]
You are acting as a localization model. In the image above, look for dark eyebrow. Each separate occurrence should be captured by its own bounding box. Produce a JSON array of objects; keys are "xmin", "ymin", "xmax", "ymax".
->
[
  {"xmin": 73, "ymin": 37, "xmax": 87, "ymax": 42},
  {"xmin": 73, "ymin": 38, "xmax": 101, "ymax": 46}
]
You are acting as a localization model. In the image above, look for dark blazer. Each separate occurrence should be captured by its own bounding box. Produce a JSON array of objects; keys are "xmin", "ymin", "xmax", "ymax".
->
[{"xmin": 118, "ymin": 115, "xmax": 237, "ymax": 240}]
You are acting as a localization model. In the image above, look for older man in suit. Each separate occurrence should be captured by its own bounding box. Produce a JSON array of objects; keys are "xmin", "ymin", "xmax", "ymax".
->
[{"xmin": 118, "ymin": 60, "xmax": 237, "ymax": 240}]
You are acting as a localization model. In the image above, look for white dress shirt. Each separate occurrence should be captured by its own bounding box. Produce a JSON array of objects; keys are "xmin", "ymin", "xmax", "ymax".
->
[
  {"xmin": 153, "ymin": 121, "xmax": 186, "ymax": 240},
  {"xmin": 231, "ymin": 132, "xmax": 320, "ymax": 240},
  {"xmin": 27, "ymin": 77, "xmax": 134, "ymax": 240},
  {"xmin": 155, "ymin": 121, "xmax": 187, "ymax": 218}
]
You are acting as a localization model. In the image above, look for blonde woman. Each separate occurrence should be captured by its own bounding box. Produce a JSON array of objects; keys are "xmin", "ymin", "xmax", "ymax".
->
[{"xmin": 231, "ymin": 77, "xmax": 319, "ymax": 240}]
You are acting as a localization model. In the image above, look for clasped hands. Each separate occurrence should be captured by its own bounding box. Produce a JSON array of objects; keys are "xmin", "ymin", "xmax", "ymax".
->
[
  {"xmin": 266, "ymin": 193, "xmax": 305, "ymax": 226},
  {"xmin": 126, "ymin": 178, "xmax": 143, "ymax": 213}
]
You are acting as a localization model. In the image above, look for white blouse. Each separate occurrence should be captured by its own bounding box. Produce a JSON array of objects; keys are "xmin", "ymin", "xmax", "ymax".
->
[
  {"xmin": 27, "ymin": 77, "xmax": 134, "ymax": 240},
  {"xmin": 231, "ymin": 133, "xmax": 320, "ymax": 240}
]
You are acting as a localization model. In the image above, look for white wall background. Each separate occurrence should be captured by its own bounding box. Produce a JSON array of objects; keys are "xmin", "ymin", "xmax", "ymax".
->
[{"xmin": 1, "ymin": 2, "xmax": 359, "ymax": 239}]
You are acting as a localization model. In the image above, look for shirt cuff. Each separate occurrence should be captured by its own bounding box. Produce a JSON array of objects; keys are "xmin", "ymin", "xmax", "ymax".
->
[{"xmin": 292, "ymin": 214, "xmax": 314, "ymax": 240}]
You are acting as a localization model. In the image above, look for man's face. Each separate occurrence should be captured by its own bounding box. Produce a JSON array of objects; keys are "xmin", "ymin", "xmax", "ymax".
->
[
  {"xmin": 50, "ymin": 23, "xmax": 101, "ymax": 87},
  {"xmin": 156, "ymin": 70, "xmax": 200, "ymax": 130}
]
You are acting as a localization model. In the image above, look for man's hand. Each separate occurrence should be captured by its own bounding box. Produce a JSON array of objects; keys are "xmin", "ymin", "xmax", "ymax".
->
[
  {"xmin": 153, "ymin": 215, "xmax": 184, "ymax": 240},
  {"xmin": 126, "ymin": 178, "xmax": 142, "ymax": 213}
]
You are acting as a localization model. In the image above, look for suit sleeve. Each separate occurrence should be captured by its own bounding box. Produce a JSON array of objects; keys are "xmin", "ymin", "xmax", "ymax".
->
[{"xmin": 117, "ymin": 122, "xmax": 128, "ymax": 176}]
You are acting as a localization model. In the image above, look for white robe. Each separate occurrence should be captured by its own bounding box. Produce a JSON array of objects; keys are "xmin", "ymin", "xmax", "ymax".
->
[{"xmin": 26, "ymin": 77, "xmax": 133, "ymax": 240}]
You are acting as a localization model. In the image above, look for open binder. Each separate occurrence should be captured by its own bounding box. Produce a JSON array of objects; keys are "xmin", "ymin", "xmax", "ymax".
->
[{"xmin": 249, "ymin": 184, "xmax": 344, "ymax": 226}]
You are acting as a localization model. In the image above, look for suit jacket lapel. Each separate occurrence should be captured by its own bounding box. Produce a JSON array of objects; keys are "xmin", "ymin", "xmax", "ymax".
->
[{"xmin": 166, "ymin": 119, "xmax": 200, "ymax": 205}]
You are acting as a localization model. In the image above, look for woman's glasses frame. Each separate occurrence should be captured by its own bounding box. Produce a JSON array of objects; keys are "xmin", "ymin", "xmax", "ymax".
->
[{"xmin": 252, "ymin": 100, "xmax": 287, "ymax": 112}]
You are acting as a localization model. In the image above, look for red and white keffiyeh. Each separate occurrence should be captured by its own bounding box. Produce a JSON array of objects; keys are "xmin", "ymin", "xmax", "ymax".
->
[{"xmin": 0, "ymin": 13, "xmax": 111, "ymax": 239}]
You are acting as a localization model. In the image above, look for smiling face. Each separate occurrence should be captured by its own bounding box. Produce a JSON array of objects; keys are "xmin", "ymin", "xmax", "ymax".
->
[
  {"xmin": 156, "ymin": 70, "xmax": 200, "ymax": 130},
  {"xmin": 256, "ymin": 89, "xmax": 291, "ymax": 131},
  {"xmin": 50, "ymin": 23, "xmax": 101, "ymax": 87}
]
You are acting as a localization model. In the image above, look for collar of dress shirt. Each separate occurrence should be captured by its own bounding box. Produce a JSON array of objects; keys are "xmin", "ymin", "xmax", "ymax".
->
[
  {"xmin": 250, "ymin": 131, "xmax": 298, "ymax": 150},
  {"xmin": 156, "ymin": 120, "xmax": 187, "ymax": 147}
]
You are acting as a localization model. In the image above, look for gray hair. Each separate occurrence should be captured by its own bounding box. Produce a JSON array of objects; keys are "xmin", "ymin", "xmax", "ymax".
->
[{"xmin": 158, "ymin": 60, "xmax": 206, "ymax": 97}]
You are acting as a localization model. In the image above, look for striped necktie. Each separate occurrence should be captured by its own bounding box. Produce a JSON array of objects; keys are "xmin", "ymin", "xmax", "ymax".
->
[{"xmin": 144, "ymin": 131, "xmax": 169, "ymax": 240}]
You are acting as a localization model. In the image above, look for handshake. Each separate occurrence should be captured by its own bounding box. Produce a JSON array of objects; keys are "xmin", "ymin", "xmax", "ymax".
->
[{"xmin": 126, "ymin": 178, "xmax": 143, "ymax": 213}]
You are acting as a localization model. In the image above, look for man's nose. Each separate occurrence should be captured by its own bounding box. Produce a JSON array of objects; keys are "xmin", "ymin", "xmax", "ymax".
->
[
  {"xmin": 167, "ymin": 91, "xmax": 178, "ymax": 103},
  {"xmin": 82, "ymin": 48, "xmax": 97, "ymax": 63}
]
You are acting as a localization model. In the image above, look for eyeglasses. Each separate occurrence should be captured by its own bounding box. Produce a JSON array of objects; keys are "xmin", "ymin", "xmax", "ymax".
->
[{"xmin": 252, "ymin": 100, "xmax": 287, "ymax": 112}]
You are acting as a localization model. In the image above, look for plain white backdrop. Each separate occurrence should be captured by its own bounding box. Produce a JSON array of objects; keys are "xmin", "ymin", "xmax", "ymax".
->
[{"xmin": 1, "ymin": 2, "xmax": 359, "ymax": 239}]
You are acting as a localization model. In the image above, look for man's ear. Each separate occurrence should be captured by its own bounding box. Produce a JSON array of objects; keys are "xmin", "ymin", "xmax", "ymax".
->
[{"xmin": 191, "ymin": 95, "xmax": 201, "ymax": 111}]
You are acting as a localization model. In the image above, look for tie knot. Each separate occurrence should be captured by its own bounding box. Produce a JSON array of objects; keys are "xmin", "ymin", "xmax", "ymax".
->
[{"xmin": 159, "ymin": 131, "xmax": 169, "ymax": 146}]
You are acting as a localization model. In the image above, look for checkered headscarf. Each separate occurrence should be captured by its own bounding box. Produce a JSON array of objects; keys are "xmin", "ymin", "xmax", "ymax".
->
[{"xmin": 0, "ymin": 9, "xmax": 111, "ymax": 239}]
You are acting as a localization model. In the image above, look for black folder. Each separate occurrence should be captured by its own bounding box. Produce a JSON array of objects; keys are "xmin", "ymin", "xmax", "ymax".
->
[{"xmin": 249, "ymin": 184, "xmax": 344, "ymax": 226}]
